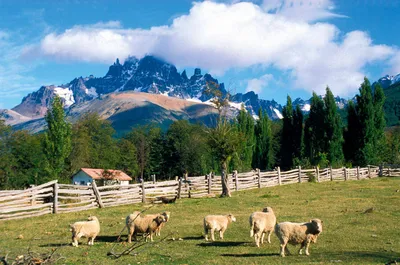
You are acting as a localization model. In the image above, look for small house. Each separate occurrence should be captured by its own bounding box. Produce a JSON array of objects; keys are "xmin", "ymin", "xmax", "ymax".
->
[{"xmin": 72, "ymin": 168, "xmax": 132, "ymax": 186}]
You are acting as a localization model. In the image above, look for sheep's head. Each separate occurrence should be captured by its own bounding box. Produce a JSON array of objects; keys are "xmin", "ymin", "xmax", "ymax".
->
[
  {"xmin": 310, "ymin": 219, "xmax": 323, "ymax": 234},
  {"xmin": 262, "ymin": 207, "xmax": 273, "ymax": 213},
  {"xmin": 228, "ymin": 214, "xmax": 236, "ymax": 222},
  {"xmin": 155, "ymin": 215, "xmax": 166, "ymax": 224},
  {"xmin": 87, "ymin": 216, "xmax": 99, "ymax": 222},
  {"xmin": 162, "ymin": 211, "xmax": 171, "ymax": 222}
]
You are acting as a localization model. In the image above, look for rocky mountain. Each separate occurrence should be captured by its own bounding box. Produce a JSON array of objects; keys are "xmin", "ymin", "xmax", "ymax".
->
[
  {"xmin": 374, "ymin": 74, "xmax": 400, "ymax": 89},
  {"xmin": 292, "ymin": 95, "xmax": 348, "ymax": 113},
  {"xmin": 4, "ymin": 55, "xmax": 359, "ymax": 133}
]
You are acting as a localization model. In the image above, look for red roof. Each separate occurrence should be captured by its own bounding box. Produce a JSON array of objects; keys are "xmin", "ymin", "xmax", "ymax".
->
[{"xmin": 79, "ymin": 168, "xmax": 132, "ymax": 181}]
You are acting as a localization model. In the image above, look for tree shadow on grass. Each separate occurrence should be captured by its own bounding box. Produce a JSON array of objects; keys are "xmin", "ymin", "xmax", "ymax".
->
[
  {"xmin": 197, "ymin": 241, "xmax": 248, "ymax": 247},
  {"xmin": 321, "ymin": 251, "xmax": 400, "ymax": 261},
  {"xmin": 221, "ymin": 253, "xmax": 279, "ymax": 258},
  {"xmin": 95, "ymin": 235, "xmax": 120, "ymax": 243}
]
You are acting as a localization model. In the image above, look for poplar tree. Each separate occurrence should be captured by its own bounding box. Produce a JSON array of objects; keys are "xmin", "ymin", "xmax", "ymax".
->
[
  {"xmin": 292, "ymin": 105, "xmax": 304, "ymax": 165},
  {"xmin": 280, "ymin": 96, "xmax": 294, "ymax": 169},
  {"xmin": 324, "ymin": 87, "xmax": 344, "ymax": 167},
  {"xmin": 236, "ymin": 107, "xmax": 255, "ymax": 171},
  {"xmin": 304, "ymin": 93, "xmax": 325, "ymax": 165},
  {"xmin": 43, "ymin": 96, "xmax": 72, "ymax": 181},
  {"xmin": 253, "ymin": 108, "xmax": 273, "ymax": 170},
  {"xmin": 373, "ymin": 84, "xmax": 386, "ymax": 164},
  {"xmin": 344, "ymin": 101, "xmax": 360, "ymax": 164}
]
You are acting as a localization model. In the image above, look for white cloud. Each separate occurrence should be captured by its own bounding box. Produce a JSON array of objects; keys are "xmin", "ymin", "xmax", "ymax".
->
[
  {"xmin": 389, "ymin": 51, "xmax": 400, "ymax": 75},
  {"xmin": 246, "ymin": 74, "xmax": 274, "ymax": 93},
  {"xmin": 24, "ymin": 1, "xmax": 397, "ymax": 97}
]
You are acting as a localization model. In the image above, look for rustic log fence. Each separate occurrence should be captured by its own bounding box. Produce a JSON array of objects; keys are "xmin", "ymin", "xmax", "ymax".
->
[{"xmin": 0, "ymin": 165, "xmax": 393, "ymax": 221}]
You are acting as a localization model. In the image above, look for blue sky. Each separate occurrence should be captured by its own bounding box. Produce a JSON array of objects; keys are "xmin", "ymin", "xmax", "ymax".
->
[{"xmin": 1, "ymin": 0, "xmax": 400, "ymax": 109}]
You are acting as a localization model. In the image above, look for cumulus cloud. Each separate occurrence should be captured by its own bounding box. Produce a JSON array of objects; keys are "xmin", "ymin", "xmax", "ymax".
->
[
  {"xmin": 23, "ymin": 1, "xmax": 397, "ymax": 97},
  {"xmin": 246, "ymin": 74, "xmax": 274, "ymax": 93},
  {"xmin": 389, "ymin": 51, "xmax": 400, "ymax": 75}
]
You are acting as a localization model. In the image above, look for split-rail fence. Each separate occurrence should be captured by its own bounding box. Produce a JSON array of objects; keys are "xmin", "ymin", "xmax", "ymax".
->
[{"xmin": 0, "ymin": 165, "xmax": 397, "ymax": 221}]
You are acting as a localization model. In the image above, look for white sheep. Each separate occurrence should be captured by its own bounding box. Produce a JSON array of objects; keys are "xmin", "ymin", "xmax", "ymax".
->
[
  {"xmin": 275, "ymin": 218, "xmax": 323, "ymax": 257},
  {"xmin": 203, "ymin": 214, "xmax": 236, "ymax": 241},
  {"xmin": 249, "ymin": 207, "xmax": 277, "ymax": 247},
  {"xmin": 69, "ymin": 216, "xmax": 100, "ymax": 247},
  {"xmin": 126, "ymin": 211, "xmax": 166, "ymax": 243},
  {"xmin": 145, "ymin": 211, "xmax": 170, "ymax": 236}
]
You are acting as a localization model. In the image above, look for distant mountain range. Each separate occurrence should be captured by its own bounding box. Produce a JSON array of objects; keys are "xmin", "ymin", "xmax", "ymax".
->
[{"xmin": 1, "ymin": 55, "xmax": 399, "ymax": 133}]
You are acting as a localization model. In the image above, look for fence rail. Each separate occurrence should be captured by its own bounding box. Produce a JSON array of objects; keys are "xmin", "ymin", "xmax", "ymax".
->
[{"xmin": 0, "ymin": 165, "xmax": 393, "ymax": 221}]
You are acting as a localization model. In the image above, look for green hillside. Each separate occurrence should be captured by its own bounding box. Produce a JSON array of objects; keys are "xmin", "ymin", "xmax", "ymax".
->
[{"xmin": 384, "ymin": 82, "xmax": 400, "ymax": 126}]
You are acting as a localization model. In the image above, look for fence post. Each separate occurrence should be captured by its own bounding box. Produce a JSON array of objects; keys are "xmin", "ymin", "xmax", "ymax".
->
[
  {"xmin": 344, "ymin": 167, "xmax": 347, "ymax": 181},
  {"xmin": 316, "ymin": 166, "xmax": 320, "ymax": 182},
  {"xmin": 277, "ymin": 167, "xmax": 282, "ymax": 185},
  {"xmin": 357, "ymin": 166, "xmax": 360, "ymax": 180},
  {"xmin": 330, "ymin": 166, "xmax": 333, "ymax": 181},
  {"xmin": 387, "ymin": 166, "xmax": 390, "ymax": 177},
  {"xmin": 91, "ymin": 181, "xmax": 104, "ymax": 208},
  {"xmin": 185, "ymin": 173, "xmax": 191, "ymax": 199},
  {"xmin": 141, "ymin": 179, "xmax": 146, "ymax": 203},
  {"xmin": 233, "ymin": 170, "xmax": 238, "ymax": 191},
  {"xmin": 257, "ymin": 169, "xmax": 261, "ymax": 188},
  {"xmin": 177, "ymin": 177, "xmax": 182, "ymax": 199},
  {"xmin": 379, "ymin": 164, "xmax": 383, "ymax": 177},
  {"xmin": 368, "ymin": 165, "xmax": 371, "ymax": 178},
  {"xmin": 152, "ymin": 174, "xmax": 156, "ymax": 184},
  {"xmin": 298, "ymin": 166, "xmax": 302, "ymax": 183},
  {"xmin": 53, "ymin": 181, "xmax": 58, "ymax": 214},
  {"xmin": 208, "ymin": 173, "xmax": 212, "ymax": 194}
]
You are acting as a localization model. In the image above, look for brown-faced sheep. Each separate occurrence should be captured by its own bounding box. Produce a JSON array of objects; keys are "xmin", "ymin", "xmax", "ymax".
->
[
  {"xmin": 203, "ymin": 214, "xmax": 236, "ymax": 241},
  {"xmin": 144, "ymin": 211, "xmax": 170, "ymax": 236},
  {"xmin": 275, "ymin": 218, "xmax": 323, "ymax": 257},
  {"xmin": 126, "ymin": 212, "xmax": 166, "ymax": 243},
  {"xmin": 249, "ymin": 207, "xmax": 277, "ymax": 247},
  {"xmin": 69, "ymin": 216, "xmax": 100, "ymax": 247}
]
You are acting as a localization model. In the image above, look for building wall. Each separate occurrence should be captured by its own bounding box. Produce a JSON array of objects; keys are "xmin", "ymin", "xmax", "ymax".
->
[{"xmin": 72, "ymin": 171, "xmax": 93, "ymax": 186}]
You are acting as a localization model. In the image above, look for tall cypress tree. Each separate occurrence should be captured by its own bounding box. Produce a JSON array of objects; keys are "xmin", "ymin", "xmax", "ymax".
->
[
  {"xmin": 304, "ymin": 92, "xmax": 325, "ymax": 165},
  {"xmin": 280, "ymin": 96, "xmax": 294, "ymax": 169},
  {"xmin": 373, "ymin": 84, "xmax": 386, "ymax": 164},
  {"xmin": 356, "ymin": 77, "xmax": 375, "ymax": 165},
  {"xmin": 324, "ymin": 87, "xmax": 344, "ymax": 167},
  {"xmin": 292, "ymin": 105, "xmax": 304, "ymax": 165},
  {"xmin": 253, "ymin": 108, "xmax": 273, "ymax": 170},
  {"xmin": 43, "ymin": 96, "xmax": 72, "ymax": 181}
]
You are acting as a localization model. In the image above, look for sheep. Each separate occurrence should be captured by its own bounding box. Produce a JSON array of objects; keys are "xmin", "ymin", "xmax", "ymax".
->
[
  {"xmin": 144, "ymin": 211, "xmax": 171, "ymax": 236},
  {"xmin": 203, "ymin": 214, "xmax": 236, "ymax": 241},
  {"xmin": 158, "ymin": 196, "xmax": 177, "ymax": 204},
  {"xmin": 249, "ymin": 207, "xmax": 277, "ymax": 247},
  {"xmin": 274, "ymin": 218, "xmax": 323, "ymax": 257},
  {"xmin": 126, "ymin": 212, "xmax": 166, "ymax": 243},
  {"xmin": 69, "ymin": 216, "xmax": 100, "ymax": 247}
]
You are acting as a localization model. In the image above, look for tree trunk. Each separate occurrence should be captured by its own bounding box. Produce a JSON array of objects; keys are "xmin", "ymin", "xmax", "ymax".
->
[{"xmin": 220, "ymin": 161, "xmax": 231, "ymax": 197}]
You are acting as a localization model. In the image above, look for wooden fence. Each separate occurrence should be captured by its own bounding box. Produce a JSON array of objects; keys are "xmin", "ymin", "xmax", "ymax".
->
[{"xmin": 0, "ymin": 165, "xmax": 392, "ymax": 221}]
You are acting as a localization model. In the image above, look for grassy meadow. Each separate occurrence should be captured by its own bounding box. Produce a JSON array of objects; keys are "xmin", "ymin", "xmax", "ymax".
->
[{"xmin": 0, "ymin": 177, "xmax": 399, "ymax": 264}]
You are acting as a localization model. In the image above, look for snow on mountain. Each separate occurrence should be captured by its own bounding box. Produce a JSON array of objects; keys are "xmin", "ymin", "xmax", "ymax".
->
[
  {"xmin": 273, "ymin": 108, "xmax": 283, "ymax": 119},
  {"xmin": 54, "ymin": 87, "xmax": 75, "ymax": 107},
  {"xmin": 375, "ymin": 74, "xmax": 400, "ymax": 89},
  {"xmin": 85, "ymin": 87, "xmax": 98, "ymax": 98},
  {"xmin": 302, "ymin": 104, "xmax": 311, "ymax": 112},
  {"xmin": 228, "ymin": 101, "xmax": 244, "ymax": 110}
]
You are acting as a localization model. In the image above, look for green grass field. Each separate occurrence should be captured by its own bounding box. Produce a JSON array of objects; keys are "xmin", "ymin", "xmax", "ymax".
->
[{"xmin": 0, "ymin": 177, "xmax": 399, "ymax": 265}]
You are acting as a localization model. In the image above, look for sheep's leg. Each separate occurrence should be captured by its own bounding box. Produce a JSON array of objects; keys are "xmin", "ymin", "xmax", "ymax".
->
[
  {"xmin": 128, "ymin": 227, "xmax": 134, "ymax": 243},
  {"xmin": 220, "ymin": 228, "xmax": 226, "ymax": 240},
  {"xmin": 204, "ymin": 227, "xmax": 209, "ymax": 241},
  {"xmin": 285, "ymin": 245, "xmax": 291, "ymax": 256},
  {"xmin": 267, "ymin": 231, "xmax": 272, "ymax": 244},
  {"xmin": 279, "ymin": 242, "xmax": 287, "ymax": 257},
  {"xmin": 305, "ymin": 240, "xmax": 311, "ymax": 256},
  {"xmin": 87, "ymin": 237, "xmax": 92, "ymax": 245},
  {"xmin": 72, "ymin": 236, "xmax": 79, "ymax": 247},
  {"xmin": 210, "ymin": 228, "xmax": 216, "ymax": 241},
  {"xmin": 299, "ymin": 242, "xmax": 306, "ymax": 255},
  {"xmin": 255, "ymin": 232, "xmax": 261, "ymax": 247},
  {"xmin": 261, "ymin": 232, "xmax": 265, "ymax": 244},
  {"xmin": 90, "ymin": 237, "xmax": 95, "ymax": 246}
]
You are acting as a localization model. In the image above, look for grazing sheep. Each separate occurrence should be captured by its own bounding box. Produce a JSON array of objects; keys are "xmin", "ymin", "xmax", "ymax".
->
[
  {"xmin": 249, "ymin": 207, "xmax": 277, "ymax": 247},
  {"xmin": 126, "ymin": 212, "xmax": 166, "ymax": 243},
  {"xmin": 159, "ymin": 196, "xmax": 177, "ymax": 204},
  {"xmin": 203, "ymin": 214, "xmax": 236, "ymax": 241},
  {"xmin": 275, "ymin": 218, "xmax": 323, "ymax": 257},
  {"xmin": 69, "ymin": 216, "xmax": 100, "ymax": 247},
  {"xmin": 144, "ymin": 211, "xmax": 171, "ymax": 236}
]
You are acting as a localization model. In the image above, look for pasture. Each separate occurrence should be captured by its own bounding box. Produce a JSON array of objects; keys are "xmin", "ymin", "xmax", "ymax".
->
[{"xmin": 0, "ymin": 177, "xmax": 399, "ymax": 264}]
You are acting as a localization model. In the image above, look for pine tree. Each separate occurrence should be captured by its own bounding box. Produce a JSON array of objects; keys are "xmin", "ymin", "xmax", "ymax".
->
[
  {"xmin": 373, "ymin": 84, "xmax": 386, "ymax": 164},
  {"xmin": 324, "ymin": 87, "xmax": 344, "ymax": 167},
  {"xmin": 280, "ymin": 95, "xmax": 294, "ymax": 169},
  {"xmin": 292, "ymin": 105, "xmax": 304, "ymax": 165},
  {"xmin": 43, "ymin": 96, "xmax": 72, "ymax": 181},
  {"xmin": 304, "ymin": 93, "xmax": 325, "ymax": 165}
]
